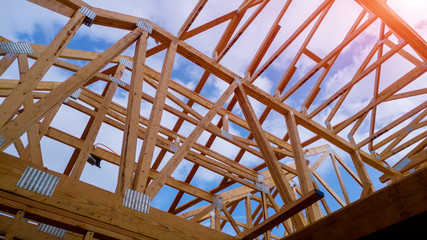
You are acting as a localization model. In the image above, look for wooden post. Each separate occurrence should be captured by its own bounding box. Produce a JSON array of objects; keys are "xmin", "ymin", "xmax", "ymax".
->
[
  {"xmin": 0, "ymin": 54, "xmax": 17, "ymax": 76},
  {"xmin": 331, "ymin": 154, "xmax": 351, "ymax": 204},
  {"xmin": 284, "ymin": 111, "xmax": 322, "ymax": 222},
  {"xmin": 4, "ymin": 210, "xmax": 25, "ymax": 240},
  {"xmin": 261, "ymin": 192, "xmax": 271, "ymax": 240},
  {"xmin": 350, "ymin": 150, "xmax": 374, "ymax": 197},
  {"xmin": 83, "ymin": 230, "xmax": 95, "ymax": 240},
  {"xmin": 234, "ymin": 83, "xmax": 306, "ymax": 229},
  {"xmin": 245, "ymin": 195, "xmax": 253, "ymax": 229},
  {"xmin": 17, "ymin": 54, "xmax": 43, "ymax": 166},
  {"xmin": 215, "ymin": 207, "xmax": 221, "ymax": 231},
  {"xmin": 69, "ymin": 65, "xmax": 124, "ymax": 180},
  {"xmin": 112, "ymin": 31, "xmax": 146, "ymax": 194},
  {"xmin": 133, "ymin": 40, "xmax": 177, "ymax": 192}
]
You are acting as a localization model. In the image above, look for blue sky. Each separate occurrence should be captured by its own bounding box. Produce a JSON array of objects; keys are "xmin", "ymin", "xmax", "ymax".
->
[{"xmin": 1, "ymin": 0, "xmax": 427, "ymax": 236}]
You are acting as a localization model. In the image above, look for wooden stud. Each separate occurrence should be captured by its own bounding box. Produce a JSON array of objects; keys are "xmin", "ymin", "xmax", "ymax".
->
[
  {"xmin": 4, "ymin": 210, "xmax": 25, "ymax": 240},
  {"xmin": 234, "ymin": 83, "xmax": 306, "ymax": 229},
  {"xmin": 285, "ymin": 111, "xmax": 322, "ymax": 222},
  {"xmin": 83, "ymin": 230, "xmax": 95, "ymax": 240},
  {"xmin": 115, "ymin": 31, "xmax": 148, "ymax": 194},
  {"xmin": 69, "ymin": 67, "xmax": 123, "ymax": 180},
  {"xmin": 133, "ymin": 40, "xmax": 177, "ymax": 192}
]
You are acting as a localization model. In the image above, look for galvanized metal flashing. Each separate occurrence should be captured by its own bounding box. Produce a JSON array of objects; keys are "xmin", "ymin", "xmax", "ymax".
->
[
  {"xmin": 38, "ymin": 223, "xmax": 67, "ymax": 238},
  {"xmin": 0, "ymin": 42, "xmax": 34, "ymax": 54},
  {"xmin": 17, "ymin": 166, "xmax": 59, "ymax": 197},
  {"xmin": 123, "ymin": 188, "xmax": 151, "ymax": 214}
]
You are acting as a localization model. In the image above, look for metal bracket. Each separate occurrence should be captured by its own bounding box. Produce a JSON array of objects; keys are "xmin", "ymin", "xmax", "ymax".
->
[
  {"xmin": 17, "ymin": 166, "xmax": 59, "ymax": 197},
  {"xmin": 109, "ymin": 76, "xmax": 126, "ymax": 87},
  {"xmin": 256, "ymin": 182, "xmax": 269, "ymax": 194},
  {"xmin": 377, "ymin": 39, "xmax": 385, "ymax": 45},
  {"xmin": 0, "ymin": 42, "xmax": 34, "ymax": 54},
  {"xmin": 120, "ymin": 57, "xmax": 133, "ymax": 70},
  {"xmin": 221, "ymin": 130, "xmax": 233, "ymax": 140},
  {"xmin": 136, "ymin": 19, "xmax": 153, "ymax": 35},
  {"xmin": 247, "ymin": 193, "xmax": 253, "ymax": 199},
  {"xmin": 301, "ymin": 106, "xmax": 308, "ymax": 116},
  {"xmin": 71, "ymin": 88, "xmax": 82, "ymax": 100},
  {"xmin": 405, "ymin": 125, "xmax": 414, "ymax": 132},
  {"xmin": 38, "ymin": 223, "xmax": 67, "ymax": 239},
  {"xmin": 309, "ymin": 172, "xmax": 316, "ymax": 183},
  {"xmin": 290, "ymin": 182, "xmax": 296, "ymax": 188},
  {"xmin": 274, "ymin": 89, "xmax": 280, "ymax": 100},
  {"xmin": 327, "ymin": 146, "xmax": 333, "ymax": 155},
  {"xmin": 123, "ymin": 188, "xmax": 151, "ymax": 214},
  {"xmin": 394, "ymin": 157, "xmax": 411, "ymax": 171},
  {"xmin": 324, "ymin": 120, "xmax": 330, "ymax": 128},
  {"xmin": 213, "ymin": 196, "xmax": 223, "ymax": 209},
  {"xmin": 257, "ymin": 174, "xmax": 265, "ymax": 183},
  {"xmin": 0, "ymin": 136, "xmax": 5, "ymax": 146},
  {"xmin": 234, "ymin": 77, "xmax": 242, "ymax": 85},
  {"xmin": 422, "ymin": 61, "xmax": 427, "ymax": 68},
  {"xmin": 79, "ymin": 6, "xmax": 97, "ymax": 27},
  {"xmin": 347, "ymin": 134, "xmax": 353, "ymax": 141},
  {"xmin": 65, "ymin": 88, "xmax": 82, "ymax": 103},
  {"xmin": 170, "ymin": 144, "xmax": 179, "ymax": 153}
]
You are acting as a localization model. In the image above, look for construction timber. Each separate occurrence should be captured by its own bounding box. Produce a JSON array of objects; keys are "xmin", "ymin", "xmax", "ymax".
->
[{"xmin": 0, "ymin": 0, "xmax": 426, "ymax": 239}]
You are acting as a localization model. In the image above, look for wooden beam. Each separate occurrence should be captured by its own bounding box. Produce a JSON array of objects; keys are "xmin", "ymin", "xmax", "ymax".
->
[
  {"xmin": 241, "ymin": 81, "xmax": 397, "ymax": 177},
  {"xmin": 181, "ymin": 11, "xmax": 236, "ymax": 40},
  {"xmin": 177, "ymin": 0, "xmax": 208, "ymax": 38},
  {"xmin": 234, "ymin": 83, "xmax": 306, "ymax": 229},
  {"xmin": 17, "ymin": 54, "xmax": 43, "ymax": 166},
  {"xmin": 285, "ymin": 111, "xmax": 322, "ymax": 222},
  {"xmin": 0, "ymin": 54, "xmax": 17, "ymax": 77},
  {"xmin": 4, "ymin": 210, "xmax": 25, "ymax": 240},
  {"xmin": 222, "ymin": 205, "xmax": 242, "ymax": 237},
  {"xmin": 251, "ymin": 0, "xmax": 334, "ymax": 80},
  {"xmin": 285, "ymin": 166, "xmax": 427, "ymax": 240},
  {"xmin": 0, "ymin": 9, "xmax": 85, "ymax": 129},
  {"xmin": 109, "ymin": 33, "xmax": 147, "ymax": 195},
  {"xmin": 145, "ymin": 81, "xmax": 238, "ymax": 198},
  {"xmin": 0, "ymin": 27, "xmax": 144, "ymax": 152},
  {"xmin": 331, "ymin": 155, "xmax": 351, "ymax": 204},
  {"xmin": 69, "ymin": 67, "xmax": 122, "ymax": 180},
  {"xmin": 0, "ymin": 152, "xmax": 238, "ymax": 240},
  {"xmin": 133, "ymin": 40, "xmax": 177, "ymax": 192},
  {"xmin": 261, "ymin": 192, "xmax": 271, "ymax": 240},
  {"xmin": 350, "ymin": 150, "xmax": 374, "ymax": 197},
  {"xmin": 356, "ymin": 0, "xmax": 427, "ymax": 60},
  {"xmin": 0, "ymin": 213, "xmax": 84, "ymax": 240},
  {"xmin": 245, "ymin": 0, "xmax": 291, "ymax": 77},
  {"xmin": 83, "ymin": 230, "xmax": 95, "ymax": 240},
  {"xmin": 241, "ymin": 189, "xmax": 324, "ymax": 240}
]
